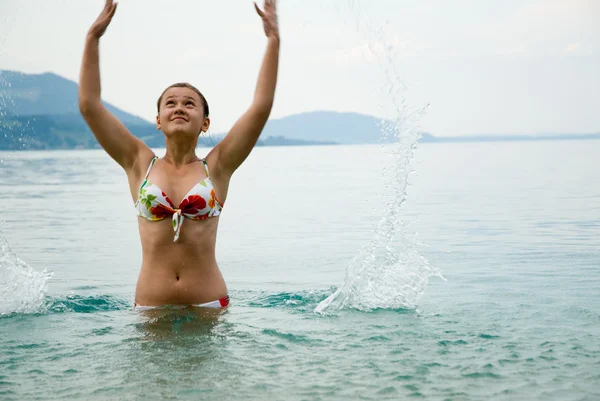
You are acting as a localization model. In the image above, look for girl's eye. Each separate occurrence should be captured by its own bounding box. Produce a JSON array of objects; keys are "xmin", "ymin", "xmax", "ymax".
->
[
  {"xmin": 166, "ymin": 101, "xmax": 175, "ymax": 106},
  {"xmin": 186, "ymin": 101, "xmax": 194, "ymax": 106}
]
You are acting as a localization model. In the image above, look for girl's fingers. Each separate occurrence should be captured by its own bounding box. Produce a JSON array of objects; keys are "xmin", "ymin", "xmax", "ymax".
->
[
  {"xmin": 254, "ymin": 2, "xmax": 265, "ymax": 18},
  {"xmin": 109, "ymin": 2, "xmax": 117, "ymax": 18}
]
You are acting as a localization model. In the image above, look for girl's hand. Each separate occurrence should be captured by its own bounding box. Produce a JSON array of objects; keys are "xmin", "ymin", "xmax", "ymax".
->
[
  {"xmin": 254, "ymin": 0, "xmax": 279, "ymax": 40},
  {"xmin": 88, "ymin": 0, "xmax": 118, "ymax": 39}
]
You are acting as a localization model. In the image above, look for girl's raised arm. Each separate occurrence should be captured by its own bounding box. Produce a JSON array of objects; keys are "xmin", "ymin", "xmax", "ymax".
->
[
  {"xmin": 79, "ymin": 0, "xmax": 152, "ymax": 172},
  {"xmin": 212, "ymin": 0, "xmax": 280, "ymax": 177}
]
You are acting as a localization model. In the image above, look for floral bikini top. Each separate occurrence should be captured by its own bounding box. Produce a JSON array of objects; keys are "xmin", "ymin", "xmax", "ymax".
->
[{"xmin": 135, "ymin": 156, "xmax": 224, "ymax": 241}]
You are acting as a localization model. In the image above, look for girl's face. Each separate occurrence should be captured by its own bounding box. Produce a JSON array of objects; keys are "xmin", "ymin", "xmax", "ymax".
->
[{"xmin": 156, "ymin": 87, "xmax": 209, "ymax": 137}]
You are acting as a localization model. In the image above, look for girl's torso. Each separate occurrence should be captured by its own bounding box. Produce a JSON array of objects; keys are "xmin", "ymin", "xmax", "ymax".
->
[{"xmin": 127, "ymin": 153, "xmax": 230, "ymax": 306}]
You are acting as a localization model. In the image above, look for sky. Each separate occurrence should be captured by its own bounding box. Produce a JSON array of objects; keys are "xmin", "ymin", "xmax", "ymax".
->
[{"xmin": 0, "ymin": 0, "xmax": 598, "ymax": 136}]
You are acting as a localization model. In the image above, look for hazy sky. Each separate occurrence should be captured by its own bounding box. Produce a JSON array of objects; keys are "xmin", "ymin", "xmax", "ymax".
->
[{"xmin": 0, "ymin": 0, "xmax": 598, "ymax": 136}]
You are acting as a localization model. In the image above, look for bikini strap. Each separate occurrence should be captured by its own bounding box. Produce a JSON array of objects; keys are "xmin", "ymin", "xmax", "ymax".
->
[
  {"xmin": 201, "ymin": 158, "xmax": 210, "ymax": 177},
  {"xmin": 144, "ymin": 156, "xmax": 158, "ymax": 179}
]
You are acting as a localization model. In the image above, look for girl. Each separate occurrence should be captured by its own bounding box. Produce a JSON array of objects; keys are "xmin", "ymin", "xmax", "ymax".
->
[{"xmin": 78, "ymin": 0, "xmax": 280, "ymax": 309}]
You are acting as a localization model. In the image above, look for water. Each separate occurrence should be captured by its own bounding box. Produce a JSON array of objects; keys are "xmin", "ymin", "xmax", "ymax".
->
[{"xmin": 1, "ymin": 142, "xmax": 599, "ymax": 400}]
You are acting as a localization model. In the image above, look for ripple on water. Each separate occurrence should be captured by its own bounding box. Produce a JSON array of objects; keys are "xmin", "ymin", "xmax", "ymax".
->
[
  {"xmin": 261, "ymin": 328, "xmax": 323, "ymax": 346},
  {"xmin": 438, "ymin": 339, "xmax": 469, "ymax": 346},
  {"xmin": 461, "ymin": 371, "xmax": 503, "ymax": 379},
  {"xmin": 478, "ymin": 333, "xmax": 501, "ymax": 339}
]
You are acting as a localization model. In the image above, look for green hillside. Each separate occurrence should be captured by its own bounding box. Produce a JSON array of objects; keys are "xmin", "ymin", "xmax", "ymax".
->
[{"xmin": 0, "ymin": 70, "xmax": 149, "ymax": 125}]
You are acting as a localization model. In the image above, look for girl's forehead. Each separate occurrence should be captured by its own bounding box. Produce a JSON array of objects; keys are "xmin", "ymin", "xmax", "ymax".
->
[{"xmin": 163, "ymin": 87, "xmax": 200, "ymax": 100}]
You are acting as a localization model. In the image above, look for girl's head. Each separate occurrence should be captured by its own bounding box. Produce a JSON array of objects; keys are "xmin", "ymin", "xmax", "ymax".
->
[{"xmin": 156, "ymin": 83, "xmax": 210, "ymax": 138}]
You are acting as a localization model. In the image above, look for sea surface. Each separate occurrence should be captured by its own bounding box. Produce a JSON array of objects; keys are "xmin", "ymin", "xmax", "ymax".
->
[{"xmin": 1, "ymin": 141, "xmax": 599, "ymax": 400}]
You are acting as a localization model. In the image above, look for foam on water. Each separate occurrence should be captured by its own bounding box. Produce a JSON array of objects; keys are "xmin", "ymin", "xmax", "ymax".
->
[
  {"xmin": 315, "ymin": 1, "xmax": 444, "ymax": 313},
  {"xmin": 0, "ymin": 235, "xmax": 53, "ymax": 315}
]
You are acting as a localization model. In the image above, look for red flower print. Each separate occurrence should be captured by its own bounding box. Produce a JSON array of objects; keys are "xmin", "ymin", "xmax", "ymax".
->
[
  {"xmin": 149, "ymin": 203, "xmax": 175, "ymax": 219},
  {"xmin": 179, "ymin": 195, "xmax": 207, "ymax": 215},
  {"xmin": 162, "ymin": 193, "xmax": 175, "ymax": 208}
]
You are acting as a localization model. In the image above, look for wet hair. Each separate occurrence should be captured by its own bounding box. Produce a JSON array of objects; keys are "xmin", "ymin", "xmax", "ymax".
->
[{"xmin": 156, "ymin": 82, "xmax": 210, "ymax": 118}]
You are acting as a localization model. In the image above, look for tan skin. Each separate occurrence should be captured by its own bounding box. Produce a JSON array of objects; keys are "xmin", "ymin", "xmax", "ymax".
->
[{"xmin": 79, "ymin": 0, "xmax": 279, "ymax": 306}]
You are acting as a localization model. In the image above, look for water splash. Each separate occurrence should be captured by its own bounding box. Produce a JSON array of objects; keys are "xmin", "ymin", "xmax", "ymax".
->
[
  {"xmin": 0, "ymin": 5, "xmax": 29, "ymax": 151},
  {"xmin": 0, "ymin": 68, "xmax": 12, "ymax": 145},
  {"xmin": 0, "ymin": 7, "xmax": 15, "ymax": 144},
  {"xmin": 0, "ymin": 235, "xmax": 53, "ymax": 315},
  {"xmin": 315, "ymin": 2, "xmax": 444, "ymax": 313}
]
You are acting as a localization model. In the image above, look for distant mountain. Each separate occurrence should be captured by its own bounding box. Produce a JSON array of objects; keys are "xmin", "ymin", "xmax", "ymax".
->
[
  {"xmin": 0, "ymin": 70, "xmax": 165, "ymax": 150},
  {"xmin": 260, "ymin": 111, "xmax": 378, "ymax": 144},
  {"xmin": 0, "ymin": 70, "xmax": 149, "ymax": 126}
]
